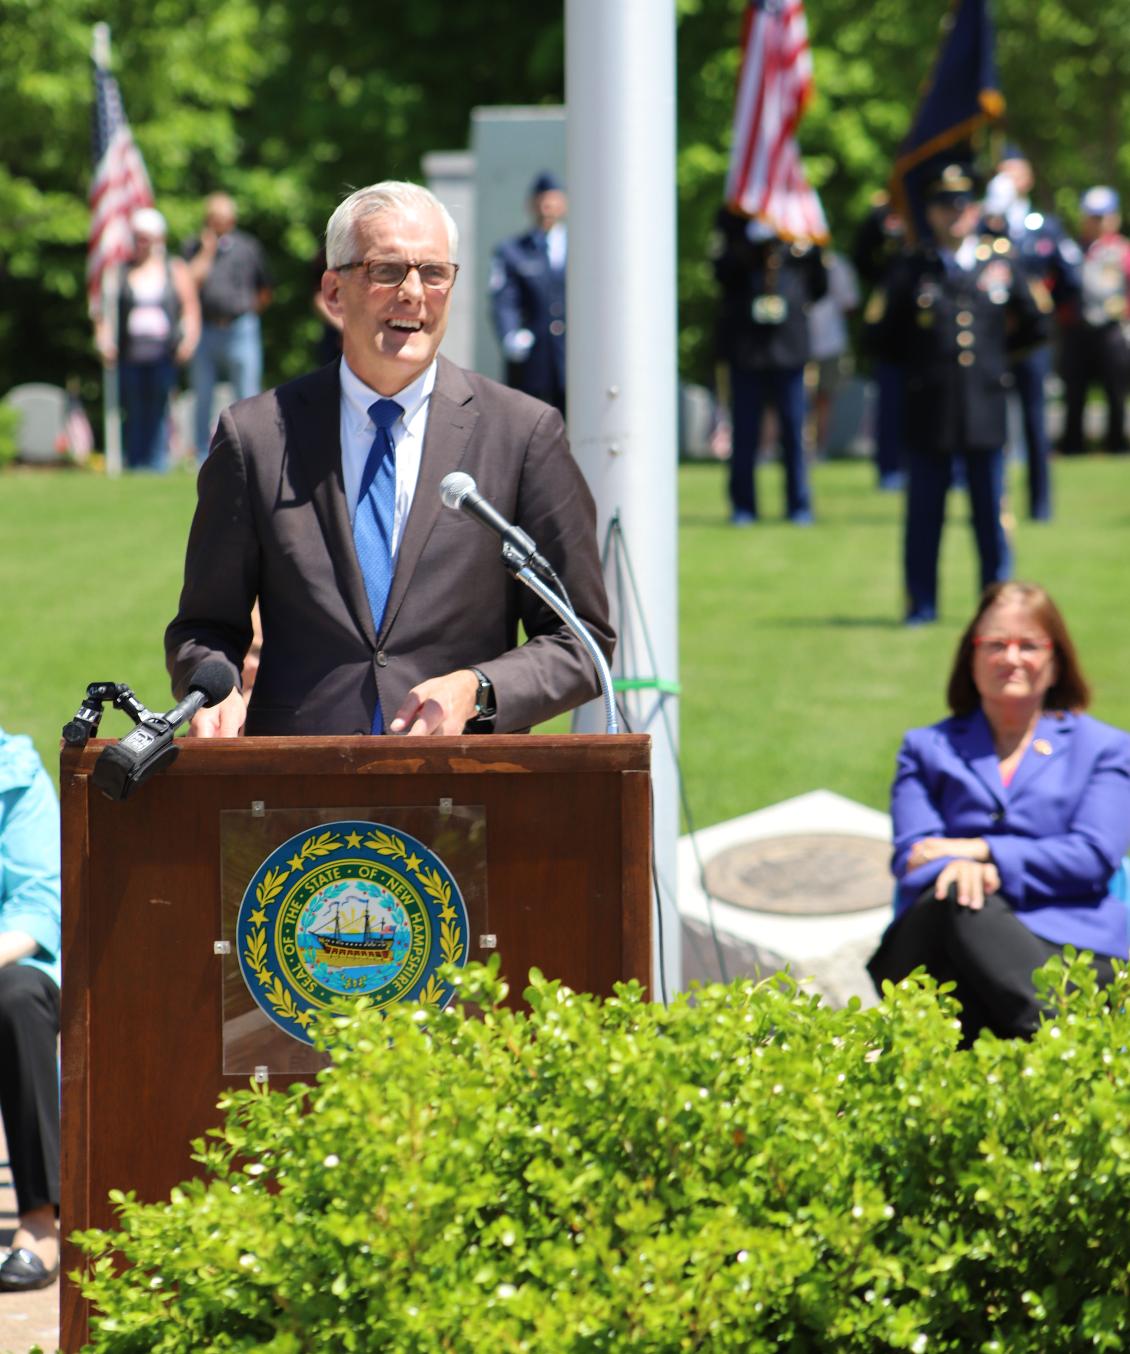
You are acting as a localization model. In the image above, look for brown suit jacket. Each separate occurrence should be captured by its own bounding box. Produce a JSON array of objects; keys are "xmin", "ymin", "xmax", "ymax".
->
[{"xmin": 165, "ymin": 356, "xmax": 613, "ymax": 734}]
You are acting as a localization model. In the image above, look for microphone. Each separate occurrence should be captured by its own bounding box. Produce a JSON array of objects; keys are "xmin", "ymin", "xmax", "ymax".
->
[
  {"xmin": 438, "ymin": 471, "xmax": 552, "ymax": 571},
  {"xmin": 440, "ymin": 474, "xmax": 616, "ymax": 733},
  {"xmin": 91, "ymin": 661, "xmax": 235, "ymax": 801}
]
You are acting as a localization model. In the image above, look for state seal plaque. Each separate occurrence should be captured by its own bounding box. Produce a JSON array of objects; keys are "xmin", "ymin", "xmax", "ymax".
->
[{"xmin": 235, "ymin": 819, "xmax": 469, "ymax": 1045}]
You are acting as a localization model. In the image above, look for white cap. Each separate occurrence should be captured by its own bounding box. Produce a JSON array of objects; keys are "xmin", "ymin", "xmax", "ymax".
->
[
  {"xmin": 1080, "ymin": 185, "xmax": 1120, "ymax": 216},
  {"xmin": 130, "ymin": 207, "xmax": 167, "ymax": 238},
  {"xmin": 982, "ymin": 172, "xmax": 1017, "ymax": 218}
]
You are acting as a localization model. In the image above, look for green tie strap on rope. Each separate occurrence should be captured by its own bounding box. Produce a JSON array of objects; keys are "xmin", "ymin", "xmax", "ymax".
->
[{"xmin": 612, "ymin": 677, "xmax": 681, "ymax": 695}]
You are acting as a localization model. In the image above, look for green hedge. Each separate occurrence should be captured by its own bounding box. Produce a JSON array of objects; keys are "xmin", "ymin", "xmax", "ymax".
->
[{"xmin": 74, "ymin": 955, "xmax": 1130, "ymax": 1352}]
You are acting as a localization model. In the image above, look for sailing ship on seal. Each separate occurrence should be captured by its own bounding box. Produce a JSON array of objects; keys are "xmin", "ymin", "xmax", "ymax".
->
[{"xmin": 309, "ymin": 896, "xmax": 397, "ymax": 967}]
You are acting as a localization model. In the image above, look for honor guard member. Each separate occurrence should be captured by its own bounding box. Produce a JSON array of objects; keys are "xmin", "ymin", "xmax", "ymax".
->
[
  {"xmin": 711, "ymin": 206, "xmax": 827, "ymax": 524},
  {"xmin": 489, "ymin": 171, "xmax": 568, "ymax": 414},
  {"xmin": 865, "ymin": 164, "xmax": 1051, "ymax": 626},
  {"xmin": 984, "ymin": 153, "xmax": 1083, "ymax": 517},
  {"xmin": 1059, "ymin": 185, "xmax": 1130, "ymax": 455},
  {"xmin": 851, "ymin": 191, "xmax": 910, "ymax": 489}
]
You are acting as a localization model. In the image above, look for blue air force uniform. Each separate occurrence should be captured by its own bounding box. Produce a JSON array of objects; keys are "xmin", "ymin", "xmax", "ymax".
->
[
  {"xmin": 867, "ymin": 230, "xmax": 1051, "ymax": 623},
  {"xmin": 489, "ymin": 227, "xmax": 567, "ymax": 414}
]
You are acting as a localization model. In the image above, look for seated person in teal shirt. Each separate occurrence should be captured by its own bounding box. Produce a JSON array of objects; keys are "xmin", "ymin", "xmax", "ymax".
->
[{"xmin": 0, "ymin": 730, "xmax": 61, "ymax": 1293}]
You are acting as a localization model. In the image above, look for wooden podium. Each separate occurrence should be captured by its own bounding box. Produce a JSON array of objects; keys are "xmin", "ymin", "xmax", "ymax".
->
[{"xmin": 58, "ymin": 733, "xmax": 650, "ymax": 1349}]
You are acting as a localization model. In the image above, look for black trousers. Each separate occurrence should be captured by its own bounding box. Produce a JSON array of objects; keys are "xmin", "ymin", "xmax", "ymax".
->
[
  {"xmin": 867, "ymin": 889, "xmax": 1116, "ymax": 1046},
  {"xmin": 1060, "ymin": 323, "xmax": 1130, "ymax": 453},
  {"xmin": 0, "ymin": 965, "xmax": 60, "ymax": 1216}
]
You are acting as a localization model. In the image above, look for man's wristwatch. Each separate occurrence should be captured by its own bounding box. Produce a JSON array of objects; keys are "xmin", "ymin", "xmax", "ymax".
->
[{"xmin": 468, "ymin": 667, "xmax": 497, "ymax": 723}]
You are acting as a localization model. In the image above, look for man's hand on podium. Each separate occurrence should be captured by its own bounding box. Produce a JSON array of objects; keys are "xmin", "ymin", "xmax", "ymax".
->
[
  {"xmin": 188, "ymin": 688, "xmax": 247, "ymax": 737},
  {"xmin": 389, "ymin": 669, "xmax": 480, "ymax": 736}
]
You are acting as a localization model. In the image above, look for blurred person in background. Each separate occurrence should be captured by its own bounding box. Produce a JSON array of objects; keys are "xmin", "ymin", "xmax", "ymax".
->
[
  {"xmin": 489, "ymin": 172, "xmax": 568, "ymax": 414},
  {"xmin": 1058, "ymin": 185, "xmax": 1130, "ymax": 456},
  {"xmin": 806, "ymin": 249, "xmax": 860, "ymax": 457},
  {"xmin": 183, "ymin": 192, "xmax": 274, "ymax": 461},
  {"xmin": 95, "ymin": 207, "xmax": 200, "ymax": 472},
  {"xmin": 865, "ymin": 165, "xmax": 1050, "ymax": 626},
  {"xmin": 711, "ymin": 206, "xmax": 827, "ymax": 525},
  {"xmin": 852, "ymin": 191, "xmax": 909, "ymax": 490},
  {"xmin": 982, "ymin": 152, "xmax": 1081, "ymax": 518}
]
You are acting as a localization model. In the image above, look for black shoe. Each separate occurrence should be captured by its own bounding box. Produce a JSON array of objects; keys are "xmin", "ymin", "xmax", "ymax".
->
[{"xmin": 0, "ymin": 1247, "xmax": 59, "ymax": 1292}]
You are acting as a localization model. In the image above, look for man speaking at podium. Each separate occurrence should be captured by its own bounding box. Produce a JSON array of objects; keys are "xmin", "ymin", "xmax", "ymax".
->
[{"xmin": 165, "ymin": 181, "xmax": 613, "ymax": 738}]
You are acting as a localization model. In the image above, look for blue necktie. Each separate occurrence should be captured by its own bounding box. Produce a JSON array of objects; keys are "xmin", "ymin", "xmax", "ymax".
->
[{"xmin": 353, "ymin": 397, "xmax": 402, "ymax": 732}]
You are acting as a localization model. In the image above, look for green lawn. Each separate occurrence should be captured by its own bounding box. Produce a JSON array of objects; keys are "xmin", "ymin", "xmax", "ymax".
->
[
  {"xmin": 2, "ymin": 454, "xmax": 1127, "ymax": 827},
  {"xmin": 678, "ymin": 453, "xmax": 1130, "ymax": 823}
]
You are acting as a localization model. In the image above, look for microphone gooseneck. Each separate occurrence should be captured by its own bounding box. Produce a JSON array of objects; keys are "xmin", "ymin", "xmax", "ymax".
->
[
  {"xmin": 438, "ymin": 471, "xmax": 568, "ymax": 600},
  {"xmin": 438, "ymin": 475, "xmax": 617, "ymax": 734}
]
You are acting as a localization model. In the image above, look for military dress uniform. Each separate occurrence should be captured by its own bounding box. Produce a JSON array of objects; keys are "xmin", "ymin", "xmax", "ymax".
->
[
  {"xmin": 1060, "ymin": 227, "xmax": 1130, "ymax": 454},
  {"xmin": 712, "ymin": 208, "xmax": 827, "ymax": 522},
  {"xmin": 489, "ymin": 226, "xmax": 567, "ymax": 413},
  {"xmin": 852, "ymin": 197, "xmax": 910, "ymax": 489},
  {"xmin": 867, "ymin": 235, "xmax": 1050, "ymax": 623}
]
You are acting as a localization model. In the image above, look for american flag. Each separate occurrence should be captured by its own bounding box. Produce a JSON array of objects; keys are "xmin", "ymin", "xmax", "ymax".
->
[
  {"xmin": 87, "ymin": 48, "xmax": 153, "ymax": 314},
  {"xmin": 725, "ymin": 0, "xmax": 828, "ymax": 243}
]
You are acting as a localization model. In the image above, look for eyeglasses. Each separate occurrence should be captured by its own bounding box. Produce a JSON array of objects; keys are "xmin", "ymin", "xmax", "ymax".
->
[
  {"xmin": 972, "ymin": 635, "xmax": 1053, "ymax": 660},
  {"xmin": 336, "ymin": 258, "xmax": 459, "ymax": 291}
]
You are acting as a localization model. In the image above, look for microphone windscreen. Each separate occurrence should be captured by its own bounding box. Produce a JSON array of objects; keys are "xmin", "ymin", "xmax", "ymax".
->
[
  {"xmin": 440, "ymin": 471, "xmax": 476, "ymax": 510},
  {"xmin": 189, "ymin": 659, "xmax": 237, "ymax": 708}
]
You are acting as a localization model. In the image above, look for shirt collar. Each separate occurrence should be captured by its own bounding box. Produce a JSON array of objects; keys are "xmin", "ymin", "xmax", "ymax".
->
[{"xmin": 339, "ymin": 357, "xmax": 437, "ymax": 432}]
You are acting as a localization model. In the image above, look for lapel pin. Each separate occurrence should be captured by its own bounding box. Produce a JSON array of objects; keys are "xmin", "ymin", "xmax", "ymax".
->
[{"xmin": 1033, "ymin": 739, "xmax": 1053, "ymax": 756}]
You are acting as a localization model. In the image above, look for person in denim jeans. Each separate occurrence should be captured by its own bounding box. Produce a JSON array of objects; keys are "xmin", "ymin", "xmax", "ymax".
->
[
  {"xmin": 95, "ymin": 207, "xmax": 200, "ymax": 472},
  {"xmin": 183, "ymin": 193, "xmax": 273, "ymax": 461}
]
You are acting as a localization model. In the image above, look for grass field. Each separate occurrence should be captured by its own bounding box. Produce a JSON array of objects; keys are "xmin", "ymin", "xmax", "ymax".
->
[{"xmin": 2, "ymin": 452, "xmax": 1127, "ymax": 828}]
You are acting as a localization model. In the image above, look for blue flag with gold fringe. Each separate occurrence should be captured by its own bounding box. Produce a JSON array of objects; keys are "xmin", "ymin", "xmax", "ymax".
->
[{"xmin": 889, "ymin": 0, "xmax": 1004, "ymax": 242}]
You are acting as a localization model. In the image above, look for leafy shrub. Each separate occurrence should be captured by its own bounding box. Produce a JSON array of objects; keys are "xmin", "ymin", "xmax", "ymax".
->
[{"xmin": 75, "ymin": 954, "xmax": 1130, "ymax": 1352}]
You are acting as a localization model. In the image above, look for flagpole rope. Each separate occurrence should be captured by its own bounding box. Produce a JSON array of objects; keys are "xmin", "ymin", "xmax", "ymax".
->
[{"xmin": 600, "ymin": 512, "xmax": 731, "ymax": 987}]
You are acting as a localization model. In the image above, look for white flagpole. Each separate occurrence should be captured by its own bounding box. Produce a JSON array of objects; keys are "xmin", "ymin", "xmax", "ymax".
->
[
  {"xmin": 101, "ymin": 271, "xmax": 123, "ymax": 479},
  {"xmin": 92, "ymin": 23, "xmax": 123, "ymax": 478},
  {"xmin": 565, "ymin": 0, "xmax": 682, "ymax": 999}
]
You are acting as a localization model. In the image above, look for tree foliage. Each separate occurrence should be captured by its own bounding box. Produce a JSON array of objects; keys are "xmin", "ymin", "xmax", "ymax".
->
[
  {"xmin": 2, "ymin": 0, "xmax": 1128, "ymax": 408},
  {"xmin": 676, "ymin": 0, "xmax": 1130, "ymax": 382},
  {"xmin": 0, "ymin": 0, "xmax": 563, "ymax": 412}
]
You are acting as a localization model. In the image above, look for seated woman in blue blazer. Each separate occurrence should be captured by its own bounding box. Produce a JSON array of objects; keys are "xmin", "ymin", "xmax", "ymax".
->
[{"xmin": 868, "ymin": 581, "xmax": 1130, "ymax": 1044}]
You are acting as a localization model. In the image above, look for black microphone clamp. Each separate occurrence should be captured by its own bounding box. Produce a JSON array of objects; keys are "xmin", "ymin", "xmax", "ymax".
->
[{"xmin": 86, "ymin": 661, "xmax": 235, "ymax": 801}]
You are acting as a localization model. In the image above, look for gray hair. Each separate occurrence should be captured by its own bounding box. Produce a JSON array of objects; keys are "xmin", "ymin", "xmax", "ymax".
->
[{"xmin": 324, "ymin": 182, "xmax": 458, "ymax": 268}]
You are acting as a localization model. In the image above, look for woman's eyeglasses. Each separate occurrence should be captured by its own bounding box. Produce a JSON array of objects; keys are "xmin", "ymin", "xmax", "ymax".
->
[{"xmin": 972, "ymin": 635, "xmax": 1052, "ymax": 660}]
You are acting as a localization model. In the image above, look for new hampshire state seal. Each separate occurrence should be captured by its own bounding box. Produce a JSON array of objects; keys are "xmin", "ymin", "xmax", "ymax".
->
[{"xmin": 236, "ymin": 819, "xmax": 469, "ymax": 1044}]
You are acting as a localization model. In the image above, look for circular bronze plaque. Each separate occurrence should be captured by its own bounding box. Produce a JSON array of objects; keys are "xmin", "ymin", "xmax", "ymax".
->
[{"xmin": 703, "ymin": 833, "xmax": 892, "ymax": 916}]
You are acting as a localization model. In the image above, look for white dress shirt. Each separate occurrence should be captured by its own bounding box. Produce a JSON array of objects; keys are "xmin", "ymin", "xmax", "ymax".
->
[
  {"xmin": 546, "ymin": 222, "xmax": 567, "ymax": 271},
  {"xmin": 339, "ymin": 357, "xmax": 436, "ymax": 559}
]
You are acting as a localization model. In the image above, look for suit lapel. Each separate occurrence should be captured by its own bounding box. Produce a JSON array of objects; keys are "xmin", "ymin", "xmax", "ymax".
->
[
  {"xmin": 1008, "ymin": 711, "xmax": 1074, "ymax": 798},
  {"xmin": 949, "ymin": 710, "xmax": 1005, "ymax": 807},
  {"xmin": 379, "ymin": 357, "xmax": 479, "ymax": 641},
  {"xmin": 290, "ymin": 361, "xmax": 379, "ymax": 648}
]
